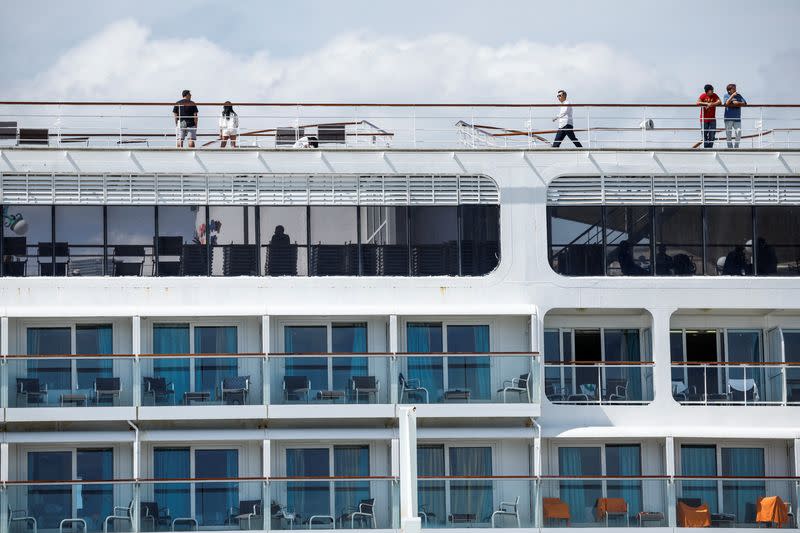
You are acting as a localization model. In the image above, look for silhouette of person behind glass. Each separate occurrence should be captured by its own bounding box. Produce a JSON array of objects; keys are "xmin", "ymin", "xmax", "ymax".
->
[
  {"xmin": 756, "ymin": 237, "xmax": 778, "ymax": 275},
  {"xmin": 655, "ymin": 244, "xmax": 674, "ymax": 275},
  {"xmin": 270, "ymin": 225, "xmax": 291, "ymax": 246},
  {"xmin": 618, "ymin": 240, "xmax": 648, "ymax": 276},
  {"xmin": 722, "ymin": 245, "xmax": 749, "ymax": 275}
]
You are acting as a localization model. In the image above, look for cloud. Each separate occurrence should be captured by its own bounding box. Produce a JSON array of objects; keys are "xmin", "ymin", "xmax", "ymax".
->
[{"xmin": 14, "ymin": 19, "xmax": 679, "ymax": 104}]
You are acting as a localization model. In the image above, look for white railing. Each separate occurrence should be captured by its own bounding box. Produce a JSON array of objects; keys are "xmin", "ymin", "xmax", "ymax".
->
[{"xmin": 1, "ymin": 102, "xmax": 799, "ymax": 149}]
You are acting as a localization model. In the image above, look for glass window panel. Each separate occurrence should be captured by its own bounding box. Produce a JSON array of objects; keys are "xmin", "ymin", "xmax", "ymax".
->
[
  {"xmin": 154, "ymin": 448, "xmax": 191, "ymax": 525},
  {"xmin": 558, "ymin": 447, "xmax": 602, "ymax": 523},
  {"xmin": 194, "ymin": 326, "xmax": 238, "ymax": 400},
  {"xmin": 334, "ymin": 446, "xmax": 370, "ymax": 517},
  {"xmin": 410, "ymin": 206, "xmax": 458, "ymax": 276},
  {"xmin": 28, "ymin": 451, "xmax": 72, "ymax": 529},
  {"xmin": 308, "ymin": 207, "xmax": 358, "ymax": 276},
  {"xmin": 449, "ymin": 448, "xmax": 492, "ymax": 524},
  {"xmin": 446, "ymin": 325, "xmax": 490, "ymax": 401},
  {"xmin": 285, "ymin": 326, "xmax": 328, "ymax": 393},
  {"xmin": 157, "ymin": 206, "xmax": 206, "ymax": 276},
  {"xmin": 605, "ymin": 445, "xmax": 642, "ymax": 520},
  {"xmin": 605, "ymin": 206, "xmax": 652, "ymax": 276},
  {"xmin": 573, "ymin": 330, "xmax": 601, "ymax": 400},
  {"xmin": 77, "ymin": 449, "xmax": 114, "ymax": 532},
  {"xmin": 406, "ymin": 323, "xmax": 443, "ymax": 402},
  {"xmin": 260, "ymin": 206, "xmax": 307, "ymax": 276},
  {"xmin": 706, "ymin": 206, "xmax": 754, "ymax": 276},
  {"xmin": 680, "ymin": 445, "xmax": 718, "ymax": 513},
  {"xmin": 153, "ymin": 324, "xmax": 190, "ymax": 403},
  {"xmin": 55, "ymin": 206, "xmax": 104, "ymax": 276},
  {"xmin": 726, "ymin": 330, "xmax": 763, "ymax": 395},
  {"xmin": 721, "ymin": 448, "xmax": 764, "ymax": 524},
  {"xmin": 331, "ymin": 323, "xmax": 368, "ymax": 391},
  {"xmin": 461, "ymin": 206, "xmax": 500, "ymax": 275},
  {"xmin": 655, "ymin": 206, "xmax": 703, "ymax": 276},
  {"xmin": 27, "ymin": 327, "xmax": 71, "ymax": 394},
  {"xmin": 417, "ymin": 445, "xmax": 445, "ymax": 526},
  {"xmin": 547, "ymin": 206, "xmax": 604, "ymax": 276},
  {"xmin": 208, "ymin": 206, "xmax": 257, "ymax": 276},
  {"xmin": 107, "ymin": 206, "xmax": 154, "ymax": 277},
  {"xmin": 287, "ymin": 449, "xmax": 330, "ymax": 518},
  {"xmin": 544, "ymin": 330, "xmax": 565, "ymax": 400},
  {"xmin": 195, "ymin": 449, "xmax": 239, "ymax": 526},
  {"xmin": 359, "ymin": 206, "xmax": 409, "ymax": 276},
  {"xmin": 784, "ymin": 331, "xmax": 800, "ymax": 403},
  {"xmin": 4, "ymin": 205, "xmax": 52, "ymax": 276},
  {"xmin": 604, "ymin": 329, "xmax": 643, "ymax": 400},
  {"xmin": 76, "ymin": 325, "xmax": 113, "ymax": 392},
  {"xmin": 755, "ymin": 206, "xmax": 800, "ymax": 276}
]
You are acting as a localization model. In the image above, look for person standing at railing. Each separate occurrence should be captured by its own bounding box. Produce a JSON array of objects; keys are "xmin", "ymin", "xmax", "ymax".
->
[
  {"xmin": 723, "ymin": 83, "xmax": 747, "ymax": 148},
  {"xmin": 219, "ymin": 101, "xmax": 239, "ymax": 148},
  {"xmin": 173, "ymin": 89, "xmax": 199, "ymax": 148},
  {"xmin": 551, "ymin": 90, "xmax": 583, "ymax": 148},
  {"xmin": 696, "ymin": 84, "xmax": 721, "ymax": 148}
]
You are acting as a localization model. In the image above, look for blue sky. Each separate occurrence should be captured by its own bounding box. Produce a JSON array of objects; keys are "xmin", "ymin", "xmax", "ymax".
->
[{"xmin": 1, "ymin": 0, "xmax": 798, "ymax": 102}]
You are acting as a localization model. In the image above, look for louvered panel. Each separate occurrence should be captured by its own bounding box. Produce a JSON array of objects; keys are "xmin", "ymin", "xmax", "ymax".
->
[
  {"xmin": 27, "ymin": 175, "xmax": 55, "ymax": 203},
  {"xmin": 257, "ymin": 175, "xmax": 284, "ymax": 204},
  {"xmin": 231, "ymin": 175, "xmax": 258, "ymax": 204},
  {"xmin": 603, "ymin": 175, "xmax": 653, "ymax": 204},
  {"xmin": 383, "ymin": 176, "xmax": 410, "ymax": 205},
  {"xmin": 105, "ymin": 175, "xmax": 132, "ymax": 203},
  {"xmin": 409, "ymin": 176, "xmax": 435, "ymax": 204},
  {"xmin": 653, "ymin": 175, "xmax": 678, "ymax": 203},
  {"xmin": 358, "ymin": 175, "xmax": 386, "ymax": 204},
  {"xmin": 332, "ymin": 175, "xmax": 359, "ymax": 204},
  {"xmin": 78, "ymin": 175, "xmax": 105, "ymax": 203},
  {"xmin": 779, "ymin": 175, "xmax": 800, "ymax": 204},
  {"xmin": 433, "ymin": 175, "xmax": 459, "ymax": 205},
  {"xmin": 727, "ymin": 175, "xmax": 754, "ymax": 204},
  {"xmin": 308, "ymin": 175, "xmax": 334, "ymax": 204},
  {"xmin": 131, "ymin": 175, "xmax": 156, "ymax": 204},
  {"xmin": 1, "ymin": 174, "xmax": 31, "ymax": 203},
  {"xmin": 476, "ymin": 175, "xmax": 499, "ymax": 204},
  {"xmin": 282, "ymin": 176, "xmax": 309, "ymax": 204},
  {"xmin": 207, "ymin": 174, "xmax": 233, "ymax": 204},
  {"xmin": 458, "ymin": 176, "xmax": 481, "ymax": 204},
  {"xmin": 675, "ymin": 175, "xmax": 703, "ymax": 203},
  {"xmin": 547, "ymin": 176, "xmax": 603, "ymax": 204},
  {"xmin": 182, "ymin": 175, "xmax": 208, "ymax": 204},
  {"xmin": 54, "ymin": 174, "xmax": 79, "ymax": 203},
  {"xmin": 702, "ymin": 175, "xmax": 729, "ymax": 203},
  {"xmin": 753, "ymin": 175, "xmax": 779, "ymax": 204}
]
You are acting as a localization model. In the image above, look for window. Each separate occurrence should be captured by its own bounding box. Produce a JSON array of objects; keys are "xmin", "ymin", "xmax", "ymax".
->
[
  {"xmin": 157, "ymin": 206, "xmax": 206, "ymax": 276},
  {"xmin": 410, "ymin": 206, "xmax": 459, "ymax": 276},
  {"xmin": 461, "ymin": 206, "xmax": 500, "ymax": 275},
  {"xmin": 655, "ymin": 206, "xmax": 703, "ymax": 275},
  {"xmin": 784, "ymin": 331, "xmax": 800, "ymax": 403},
  {"xmin": 3, "ymin": 205, "xmax": 52, "ymax": 276},
  {"xmin": 605, "ymin": 206, "xmax": 652, "ymax": 276},
  {"xmin": 706, "ymin": 206, "xmax": 753, "ymax": 276},
  {"xmin": 547, "ymin": 206, "xmax": 604, "ymax": 276},
  {"xmin": 107, "ymin": 206, "xmax": 155, "ymax": 277},
  {"xmin": 55, "ymin": 206, "xmax": 104, "ymax": 276},
  {"xmin": 260, "ymin": 206, "xmax": 307, "ymax": 276},
  {"xmin": 208, "ymin": 206, "xmax": 257, "ymax": 276},
  {"xmin": 755, "ymin": 206, "xmax": 800, "ymax": 275},
  {"xmin": 360, "ymin": 206, "xmax": 409, "ymax": 276},
  {"xmin": 310, "ymin": 207, "xmax": 358, "ymax": 275}
]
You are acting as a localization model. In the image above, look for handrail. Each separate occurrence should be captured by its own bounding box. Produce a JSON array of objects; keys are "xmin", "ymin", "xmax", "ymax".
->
[
  {"xmin": 5, "ymin": 475, "xmax": 397, "ymax": 485},
  {"xmin": 672, "ymin": 361, "xmax": 800, "ymax": 367},
  {"xmin": 544, "ymin": 360, "xmax": 654, "ymax": 366},
  {"xmin": 2, "ymin": 101, "xmax": 800, "ymax": 108}
]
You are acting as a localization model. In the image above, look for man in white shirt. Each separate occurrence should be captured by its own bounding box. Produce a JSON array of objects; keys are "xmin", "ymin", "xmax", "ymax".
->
[{"xmin": 551, "ymin": 90, "xmax": 583, "ymax": 148}]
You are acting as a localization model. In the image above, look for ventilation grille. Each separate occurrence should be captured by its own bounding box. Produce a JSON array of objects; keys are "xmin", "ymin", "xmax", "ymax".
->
[
  {"xmin": 548, "ymin": 175, "xmax": 800, "ymax": 205},
  {"xmin": 0, "ymin": 174, "xmax": 499, "ymax": 205}
]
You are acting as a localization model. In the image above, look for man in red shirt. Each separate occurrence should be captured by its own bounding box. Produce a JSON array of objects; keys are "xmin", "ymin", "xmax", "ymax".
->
[{"xmin": 696, "ymin": 84, "xmax": 721, "ymax": 148}]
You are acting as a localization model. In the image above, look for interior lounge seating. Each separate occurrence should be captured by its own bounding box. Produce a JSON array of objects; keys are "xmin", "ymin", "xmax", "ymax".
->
[
  {"xmin": 490, "ymin": 495, "xmax": 521, "ymax": 527},
  {"xmin": 339, "ymin": 498, "xmax": 376, "ymax": 528},
  {"xmin": 399, "ymin": 373, "xmax": 428, "ymax": 403},
  {"xmin": 154, "ymin": 236, "xmax": 183, "ymax": 276},
  {"xmin": 3, "ymin": 236, "xmax": 28, "ymax": 276},
  {"xmin": 16, "ymin": 378, "xmax": 48, "ymax": 406},
  {"xmin": 37, "ymin": 242, "xmax": 70, "ymax": 276},
  {"xmin": 351, "ymin": 375, "xmax": 380, "ymax": 403},
  {"xmin": 142, "ymin": 376, "xmax": 175, "ymax": 405},
  {"xmin": 310, "ymin": 244, "xmax": 357, "ymax": 276},
  {"xmin": 94, "ymin": 377, "xmax": 121, "ymax": 406},
  {"xmin": 283, "ymin": 375, "xmax": 311, "ymax": 403},
  {"xmin": 220, "ymin": 375, "xmax": 250, "ymax": 405},
  {"xmin": 497, "ymin": 373, "xmax": 530, "ymax": 402},
  {"xmin": 112, "ymin": 245, "xmax": 146, "ymax": 276}
]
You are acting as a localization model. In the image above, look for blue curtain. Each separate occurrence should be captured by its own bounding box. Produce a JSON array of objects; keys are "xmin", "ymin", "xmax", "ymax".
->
[
  {"xmin": 558, "ymin": 447, "xmax": 602, "ymax": 524},
  {"xmin": 449, "ymin": 447, "xmax": 492, "ymax": 523},
  {"xmin": 605, "ymin": 445, "xmax": 642, "ymax": 521},
  {"xmin": 194, "ymin": 326, "xmax": 238, "ymax": 400},
  {"xmin": 681, "ymin": 445, "xmax": 718, "ymax": 512},
  {"xmin": 407, "ymin": 323, "xmax": 443, "ymax": 402},
  {"xmin": 334, "ymin": 446, "xmax": 370, "ymax": 521},
  {"xmin": 28, "ymin": 451, "xmax": 72, "ymax": 529},
  {"xmin": 603, "ymin": 329, "xmax": 642, "ymax": 401},
  {"xmin": 447, "ymin": 325, "xmax": 491, "ymax": 401},
  {"xmin": 27, "ymin": 327, "xmax": 71, "ymax": 397},
  {"xmin": 77, "ymin": 449, "xmax": 114, "ymax": 532},
  {"xmin": 286, "ymin": 326, "xmax": 328, "ymax": 394},
  {"xmin": 154, "ymin": 448, "xmax": 191, "ymax": 524},
  {"xmin": 417, "ymin": 446, "xmax": 445, "ymax": 527},
  {"xmin": 727, "ymin": 331, "xmax": 764, "ymax": 399},
  {"xmin": 76, "ymin": 325, "xmax": 114, "ymax": 394},
  {"xmin": 195, "ymin": 449, "xmax": 239, "ymax": 526},
  {"xmin": 287, "ymin": 449, "xmax": 330, "ymax": 519},
  {"xmin": 722, "ymin": 448, "xmax": 765, "ymax": 524},
  {"xmin": 332, "ymin": 324, "xmax": 369, "ymax": 392},
  {"xmin": 153, "ymin": 324, "xmax": 190, "ymax": 403}
]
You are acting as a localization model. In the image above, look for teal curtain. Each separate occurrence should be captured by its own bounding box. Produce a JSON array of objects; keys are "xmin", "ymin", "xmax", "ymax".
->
[
  {"xmin": 449, "ymin": 447, "xmax": 492, "ymax": 523},
  {"xmin": 417, "ymin": 446, "xmax": 445, "ymax": 527},
  {"xmin": 28, "ymin": 451, "xmax": 72, "ymax": 529},
  {"xmin": 722, "ymin": 448, "xmax": 764, "ymax": 524},
  {"xmin": 447, "ymin": 325, "xmax": 491, "ymax": 400},
  {"xmin": 604, "ymin": 329, "xmax": 642, "ymax": 400},
  {"xmin": 407, "ymin": 323, "xmax": 443, "ymax": 402},
  {"xmin": 27, "ymin": 327, "xmax": 71, "ymax": 397},
  {"xmin": 605, "ymin": 445, "xmax": 642, "ymax": 521},
  {"xmin": 76, "ymin": 325, "xmax": 114, "ymax": 394},
  {"xmin": 194, "ymin": 326, "xmax": 238, "ymax": 400},
  {"xmin": 332, "ymin": 324, "xmax": 369, "ymax": 391},
  {"xmin": 154, "ymin": 448, "xmax": 191, "ymax": 526},
  {"xmin": 153, "ymin": 324, "xmax": 190, "ymax": 402},
  {"xmin": 287, "ymin": 448, "xmax": 330, "ymax": 519},
  {"xmin": 76, "ymin": 449, "xmax": 114, "ymax": 532},
  {"xmin": 559, "ymin": 447, "xmax": 602, "ymax": 524},
  {"xmin": 195, "ymin": 449, "xmax": 239, "ymax": 526},
  {"xmin": 726, "ymin": 330, "xmax": 763, "ymax": 399},
  {"xmin": 334, "ymin": 446, "xmax": 370, "ymax": 520},
  {"xmin": 681, "ymin": 445, "xmax": 718, "ymax": 512},
  {"xmin": 286, "ymin": 326, "xmax": 328, "ymax": 394}
]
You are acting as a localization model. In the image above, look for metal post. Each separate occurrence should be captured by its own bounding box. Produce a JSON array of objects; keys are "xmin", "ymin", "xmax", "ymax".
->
[
  {"xmin": 642, "ymin": 106, "xmax": 647, "ymax": 148},
  {"xmin": 132, "ymin": 316, "xmax": 141, "ymax": 407},
  {"xmin": 262, "ymin": 315, "xmax": 270, "ymax": 406},
  {"xmin": 119, "ymin": 105, "xmax": 124, "ymax": 147},
  {"xmin": 389, "ymin": 315, "xmax": 399, "ymax": 403},
  {"xmin": 586, "ymin": 106, "xmax": 591, "ymax": 149},
  {"xmin": 665, "ymin": 437, "xmax": 677, "ymax": 528}
]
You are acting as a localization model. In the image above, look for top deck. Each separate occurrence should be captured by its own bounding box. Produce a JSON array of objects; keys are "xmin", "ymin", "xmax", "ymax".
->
[{"xmin": 1, "ymin": 101, "xmax": 799, "ymax": 150}]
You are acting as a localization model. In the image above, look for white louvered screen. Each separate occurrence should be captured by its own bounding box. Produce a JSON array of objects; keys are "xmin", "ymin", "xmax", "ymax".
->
[
  {"xmin": 1, "ymin": 173, "xmax": 499, "ymax": 205},
  {"xmin": 548, "ymin": 175, "xmax": 800, "ymax": 205}
]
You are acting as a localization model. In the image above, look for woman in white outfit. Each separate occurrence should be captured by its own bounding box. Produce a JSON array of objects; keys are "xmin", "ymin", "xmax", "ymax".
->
[{"xmin": 219, "ymin": 101, "xmax": 239, "ymax": 148}]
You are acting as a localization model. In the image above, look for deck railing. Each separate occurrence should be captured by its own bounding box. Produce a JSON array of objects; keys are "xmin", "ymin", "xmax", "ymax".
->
[
  {"xmin": 1, "ymin": 102, "xmax": 799, "ymax": 150},
  {"xmin": 544, "ymin": 361, "xmax": 655, "ymax": 405},
  {"xmin": 671, "ymin": 361, "xmax": 800, "ymax": 406}
]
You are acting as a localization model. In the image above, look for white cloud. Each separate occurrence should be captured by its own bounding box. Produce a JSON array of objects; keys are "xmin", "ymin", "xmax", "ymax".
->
[{"xmin": 15, "ymin": 19, "xmax": 680, "ymax": 103}]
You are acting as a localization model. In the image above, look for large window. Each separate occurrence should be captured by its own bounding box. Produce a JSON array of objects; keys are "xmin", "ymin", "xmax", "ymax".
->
[{"xmin": 548, "ymin": 204, "xmax": 800, "ymax": 276}]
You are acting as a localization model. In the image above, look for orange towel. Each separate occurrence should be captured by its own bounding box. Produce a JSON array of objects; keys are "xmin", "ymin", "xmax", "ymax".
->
[
  {"xmin": 543, "ymin": 498, "xmax": 571, "ymax": 522},
  {"xmin": 756, "ymin": 496, "xmax": 789, "ymax": 527},
  {"xmin": 595, "ymin": 497, "xmax": 628, "ymax": 521},
  {"xmin": 677, "ymin": 501, "xmax": 711, "ymax": 528}
]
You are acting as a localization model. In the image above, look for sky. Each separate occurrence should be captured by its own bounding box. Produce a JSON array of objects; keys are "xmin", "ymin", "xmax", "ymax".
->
[{"xmin": 1, "ymin": 0, "xmax": 798, "ymax": 104}]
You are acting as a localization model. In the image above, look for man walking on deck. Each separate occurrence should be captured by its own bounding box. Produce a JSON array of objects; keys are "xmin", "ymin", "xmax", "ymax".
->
[
  {"xmin": 552, "ymin": 90, "xmax": 583, "ymax": 148},
  {"xmin": 697, "ymin": 84, "xmax": 721, "ymax": 148},
  {"xmin": 723, "ymin": 83, "xmax": 747, "ymax": 148}
]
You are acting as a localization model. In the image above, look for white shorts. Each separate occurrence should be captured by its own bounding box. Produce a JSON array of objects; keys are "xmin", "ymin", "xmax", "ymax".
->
[{"xmin": 221, "ymin": 128, "xmax": 238, "ymax": 137}]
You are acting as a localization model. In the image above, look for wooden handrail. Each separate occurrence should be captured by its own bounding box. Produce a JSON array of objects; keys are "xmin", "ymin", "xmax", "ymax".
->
[
  {"xmin": 2, "ymin": 101, "xmax": 800, "ymax": 108},
  {"xmin": 544, "ymin": 360, "xmax": 654, "ymax": 366},
  {"xmin": 671, "ymin": 361, "xmax": 800, "ymax": 367}
]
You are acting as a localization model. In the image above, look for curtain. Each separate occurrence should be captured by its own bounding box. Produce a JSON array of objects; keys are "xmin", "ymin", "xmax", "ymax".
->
[
  {"xmin": 449, "ymin": 447, "xmax": 492, "ymax": 523},
  {"xmin": 334, "ymin": 446, "xmax": 370, "ymax": 520},
  {"xmin": 153, "ymin": 324, "xmax": 191, "ymax": 402},
  {"xmin": 287, "ymin": 449, "xmax": 330, "ymax": 519},
  {"xmin": 76, "ymin": 449, "xmax": 114, "ymax": 532},
  {"xmin": 727, "ymin": 330, "xmax": 764, "ymax": 400},
  {"xmin": 407, "ymin": 324, "xmax": 443, "ymax": 402},
  {"xmin": 154, "ymin": 448, "xmax": 191, "ymax": 527},
  {"xmin": 558, "ymin": 447, "xmax": 602, "ymax": 524},
  {"xmin": 680, "ymin": 445, "xmax": 718, "ymax": 512},
  {"xmin": 604, "ymin": 329, "xmax": 642, "ymax": 401},
  {"xmin": 417, "ymin": 446, "xmax": 446, "ymax": 526},
  {"xmin": 722, "ymin": 448, "xmax": 765, "ymax": 524},
  {"xmin": 332, "ymin": 324, "xmax": 369, "ymax": 391},
  {"xmin": 447, "ymin": 325, "xmax": 491, "ymax": 401},
  {"xmin": 194, "ymin": 326, "xmax": 238, "ymax": 400},
  {"xmin": 27, "ymin": 327, "xmax": 71, "ymax": 395},
  {"xmin": 76, "ymin": 325, "xmax": 114, "ymax": 392},
  {"xmin": 195, "ymin": 449, "xmax": 239, "ymax": 526},
  {"xmin": 28, "ymin": 451, "xmax": 72, "ymax": 529},
  {"xmin": 286, "ymin": 326, "xmax": 328, "ymax": 393},
  {"xmin": 605, "ymin": 445, "xmax": 642, "ymax": 520}
]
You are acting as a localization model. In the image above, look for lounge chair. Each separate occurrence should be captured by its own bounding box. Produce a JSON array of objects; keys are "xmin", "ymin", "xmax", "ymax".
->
[
  {"xmin": 491, "ymin": 495, "xmax": 521, "ymax": 527},
  {"xmin": 270, "ymin": 502, "xmax": 296, "ymax": 529},
  {"xmin": 221, "ymin": 375, "xmax": 250, "ymax": 405},
  {"xmin": 140, "ymin": 501, "xmax": 171, "ymax": 531},
  {"xmin": 568, "ymin": 383, "xmax": 598, "ymax": 402},
  {"xmin": 283, "ymin": 375, "xmax": 311, "ymax": 403},
  {"xmin": 399, "ymin": 373, "xmax": 429, "ymax": 403},
  {"xmin": 16, "ymin": 378, "xmax": 48, "ymax": 406},
  {"xmin": 37, "ymin": 242, "xmax": 70, "ymax": 276},
  {"xmin": 497, "ymin": 373, "xmax": 530, "ymax": 402},
  {"xmin": 181, "ymin": 244, "xmax": 209, "ymax": 276},
  {"xmin": 728, "ymin": 378, "xmax": 759, "ymax": 402},
  {"xmin": 339, "ymin": 498, "xmax": 376, "ymax": 528},
  {"xmin": 276, "ymin": 127, "xmax": 305, "ymax": 146},
  {"xmin": 9, "ymin": 507, "xmax": 38, "ymax": 533},
  {"xmin": 103, "ymin": 500, "xmax": 134, "ymax": 533},
  {"xmin": 94, "ymin": 377, "xmax": 121, "ymax": 406},
  {"xmin": 605, "ymin": 378, "xmax": 629, "ymax": 401},
  {"xmin": 318, "ymin": 124, "xmax": 346, "ymax": 146},
  {"xmin": 542, "ymin": 498, "xmax": 570, "ymax": 526},
  {"xmin": 112, "ymin": 245, "xmax": 146, "ymax": 276},
  {"xmin": 595, "ymin": 497, "xmax": 629, "ymax": 526},
  {"xmin": 351, "ymin": 375, "xmax": 380, "ymax": 403},
  {"xmin": 143, "ymin": 377, "xmax": 175, "ymax": 405},
  {"xmin": 545, "ymin": 381, "xmax": 568, "ymax": 402},
  {"xmin": 3, "ymin": 236, "xmax": 28, "ymax": 276},
  {"xmin": 18, "ymin": 128, "xmax": 48, "ymax": 145},
  {"xmin": 0, "ymin": 121, "xmax": 18, "ymax": 143},
  {"xmin": 231, "ymin": 500, "xmax": 262, "ymax": 530}
]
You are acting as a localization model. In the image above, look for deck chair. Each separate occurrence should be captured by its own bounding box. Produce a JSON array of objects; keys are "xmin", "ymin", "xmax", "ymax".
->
[
  {"xmin": 18, "ymin": 128, "xmax": 48, "ymax": 145},
  {"xmin": 221, "ymin": 375, "xmax": 250, "ymax": 405},
  {"xmin": 103, "ymin": 499, "xmax": 134, "ymax": 533},
  {"xmin": 94, "ymin": 377, "xmax": 121, "ymax": 405},
  {"xmin": 399, "ymin": 373, "xmax": 429, "ymax": 403},
  {"xmin": 491, "ymin": 496, "xmax": 521, "ymax": 527},
  {"xmin": 276, "ymin": 127, "xmax": 304, "ymax": 146},
  {"xmin": 283, "ymin": 375, "xmax": 311, "ymax": 403},
  {"xmin": 143, "ymin": 377, "xmax": 175, "ymax": 405},
  {"xmin": 339, "ymin": 498, "xmax": 376, "ymax": 528},
  {"xmin": 154, "ymin": 236, "xmax": 183, "ymax": 276},
  {"xmin": 112, "ymin": 245, "xmax": 145, "ymax": 276},
  {"xmin": 318, "ymin": 124, "xmax": 346, "ymax": 146},
  {"xmin": 37, "ymin": 242, "xmax": 70, "ymax": 276},
  {"xmin": 16, "ymin": 378, "xmax": 48, "ymax": 406},
  {"xmin": 351, "ymin": 375, "xmax": 380, "ymax": 404},
  {"xmin": 9, "ymin": 507, "xmax": 38, "ymax": 533},
  {"xmin": 140, "ymin": 501, "xmax": 171, "ymax": 531},
  {"xmin": 497, "ymin": 373, "xmax": 530, "ymax": 402},
  {"xmin": 605, "ymin": 379, "xmax": 629, "ymax": 401},
  {"xmin": 0, "ymin": 121, "xmax": 18, "ymax": 142},
  {"xmin": 728, "ymin": 378, "xmax": 759, "ymax": 402},
  {"xmin": 3, "ymin": 236, "xmax": 28, "ymax": 276},
  {"xmin": 231, "ymin": 500, "xmax": 262, "ymax": 530}
]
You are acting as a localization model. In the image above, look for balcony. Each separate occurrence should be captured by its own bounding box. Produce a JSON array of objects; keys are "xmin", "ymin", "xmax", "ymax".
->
[
  {"xmin": 544, "ymin": 362, "xmax": 654, "ymax": 405},
  {"xmin": 671, "ymin": 362, "xmax": 800, "ymax": 406}
]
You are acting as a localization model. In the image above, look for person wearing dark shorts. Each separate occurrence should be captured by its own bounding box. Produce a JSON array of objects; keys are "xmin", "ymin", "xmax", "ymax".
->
[
  {"xmin": 552, "ymin": 90, "xmax": 582, "ymax": 148},
  {"xmin": 173, "ymin": 90, "xmax": 199, "ymax": 148}
]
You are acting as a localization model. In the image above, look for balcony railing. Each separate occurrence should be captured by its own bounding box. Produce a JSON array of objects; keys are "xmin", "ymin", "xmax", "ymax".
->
[
  {"xmin": 4, "ymin": 352, "xmax": 539, "ymax": 408},
  {"xmin": 671, "ymin": 362, "xmax": 800, "ymax": 406},
  {"xmin": 544, "ymin": 361, "xmax": 655, "ymax": 405},
  {"xmin": 1, "ymin": 101, "xmax": 799, "ymax": 150}
]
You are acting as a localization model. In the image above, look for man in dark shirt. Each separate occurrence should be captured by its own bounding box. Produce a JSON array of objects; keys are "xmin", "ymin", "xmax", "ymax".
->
[
  {"xmin": 173, "ymin": 89, "xmax": 199, "ymax": 148},
  {"xmin": 696, "ymin": 84, "xmax": 721, "ymax": 148},
  {"xmin": 723, "ymin": 83, "xmax": 747, "ymax": 148}
]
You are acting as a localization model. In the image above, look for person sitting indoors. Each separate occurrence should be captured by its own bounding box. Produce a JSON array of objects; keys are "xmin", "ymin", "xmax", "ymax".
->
[
  {"xmin": 722, "ymin": 245, "xmax": 751, "ymax": 275},
  {"xmin": 617, "ymin": 240, "xmax": 649, "ymax": 276},
  {"xmin": 655, "ymin": 244, "xmax": 675, "ymax": 275},
  {"xmin": 756, "ymin": 237, "xmax": 778, "ymax": 275},
  {"xmin": 270, "ymin": 225, "xmax": 291, "ymax": 246}
]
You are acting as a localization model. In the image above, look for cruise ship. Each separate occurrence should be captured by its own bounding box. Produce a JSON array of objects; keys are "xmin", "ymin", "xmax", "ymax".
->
[{"xmin": 0, "ymin": 101, "xmax": 798, "ymax": 533}]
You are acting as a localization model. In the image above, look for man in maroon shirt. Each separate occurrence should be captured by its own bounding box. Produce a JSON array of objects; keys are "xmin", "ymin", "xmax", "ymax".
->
[{"xmin": 696, "ymin": 84, "xmax": 721, "ymax": 148}]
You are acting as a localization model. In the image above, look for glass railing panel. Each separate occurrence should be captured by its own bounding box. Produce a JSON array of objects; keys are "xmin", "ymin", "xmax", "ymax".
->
[
  {"xmin": 8, "ymin": 355, "xmax": 135, "ymax": 407},
  {"xmin": 7, "ymin": 481, "xmax": 135, "ymax": 533},
  {"xmin": 395, "ymin": 353, "xmax": 539, "ymax": 405},
  {"xmin": 540, "ymin": 477, "xmax": 669, "ymax": 528},
  {"xmin": 675, "ymin": 477, "xmax": 798, "ymax": 528},
  {"xmin": 544, "ymin": 362, "xmax": 654, "ymax": 404},
  {"xmin": 417, "ymin": 477, "xmax": 534, "ymax": 528},
  {"xmin": 671, "ymin": 363, "xmax": 792, "ymax": 405},
  {"xmin": 268, "ymin": 478, "xmax": 398, "ymax": 529},
  {"xmin": 139, "ymin": 353, "xmax": 264, "ymax": 406},
  {"xmin": 269, "ymin": 354, "xmax": 393, "ymax": 405}
]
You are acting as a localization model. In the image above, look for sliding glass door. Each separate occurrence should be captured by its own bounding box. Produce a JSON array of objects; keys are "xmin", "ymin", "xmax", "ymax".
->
[
  {"xmin": 680, "ymin": 445, "xmax": 718, "ymax": 512},
  {"xmin": 559, "ymin": 447, "xmax": 602, "ymax": 524}
]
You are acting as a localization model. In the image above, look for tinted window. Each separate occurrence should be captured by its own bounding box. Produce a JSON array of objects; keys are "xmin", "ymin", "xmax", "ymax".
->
[
  {"xmin": 755, "ymin": 206, "xmax": 800, "ymax": 276},
  {"xmin": 706, "ymin": 206, "xmax": 753, "ymax": 276},
  {"xmin": 548, "ymin": 206, "xmax": 604, "ymax": 276},
  {"xmin": 461, "ymin": 206, "xmax": 500, "ymax": 275},
  {"xmin": 655, "ymin": 206, "xmax": 703, "ymax": 275},
  {"xmin": 410, "ymin": 206, "xmax": 458, "ymax": 276},
  {"xmin": 605, "ymin": 206, "xmax": 651, "ymax": 276}
]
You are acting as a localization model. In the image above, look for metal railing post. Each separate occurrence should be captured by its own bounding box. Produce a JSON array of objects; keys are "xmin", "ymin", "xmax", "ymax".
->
[
  {"xmin": 119, "ymin": 105, "xmax": 124, "ymax": 148},
  {"xmin": 586, "ymin": 106, "xmax": 591, "ymax": 149},
  {"xmin": 412, "ymin": 106, "xmax": 417, "ymax": 148},
  {"xmin": 703, "ymin": 364, "xmax": 708, "ymax": 405}
]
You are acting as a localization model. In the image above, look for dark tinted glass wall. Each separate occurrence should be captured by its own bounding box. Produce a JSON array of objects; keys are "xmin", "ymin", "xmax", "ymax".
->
[
  {"xmin": 548, "ymin": 205, "xmax": 800, "ymax": 276},
  {"xmin": 1, "ymin": 204, "xmax": 499, "ymax": 277}
]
